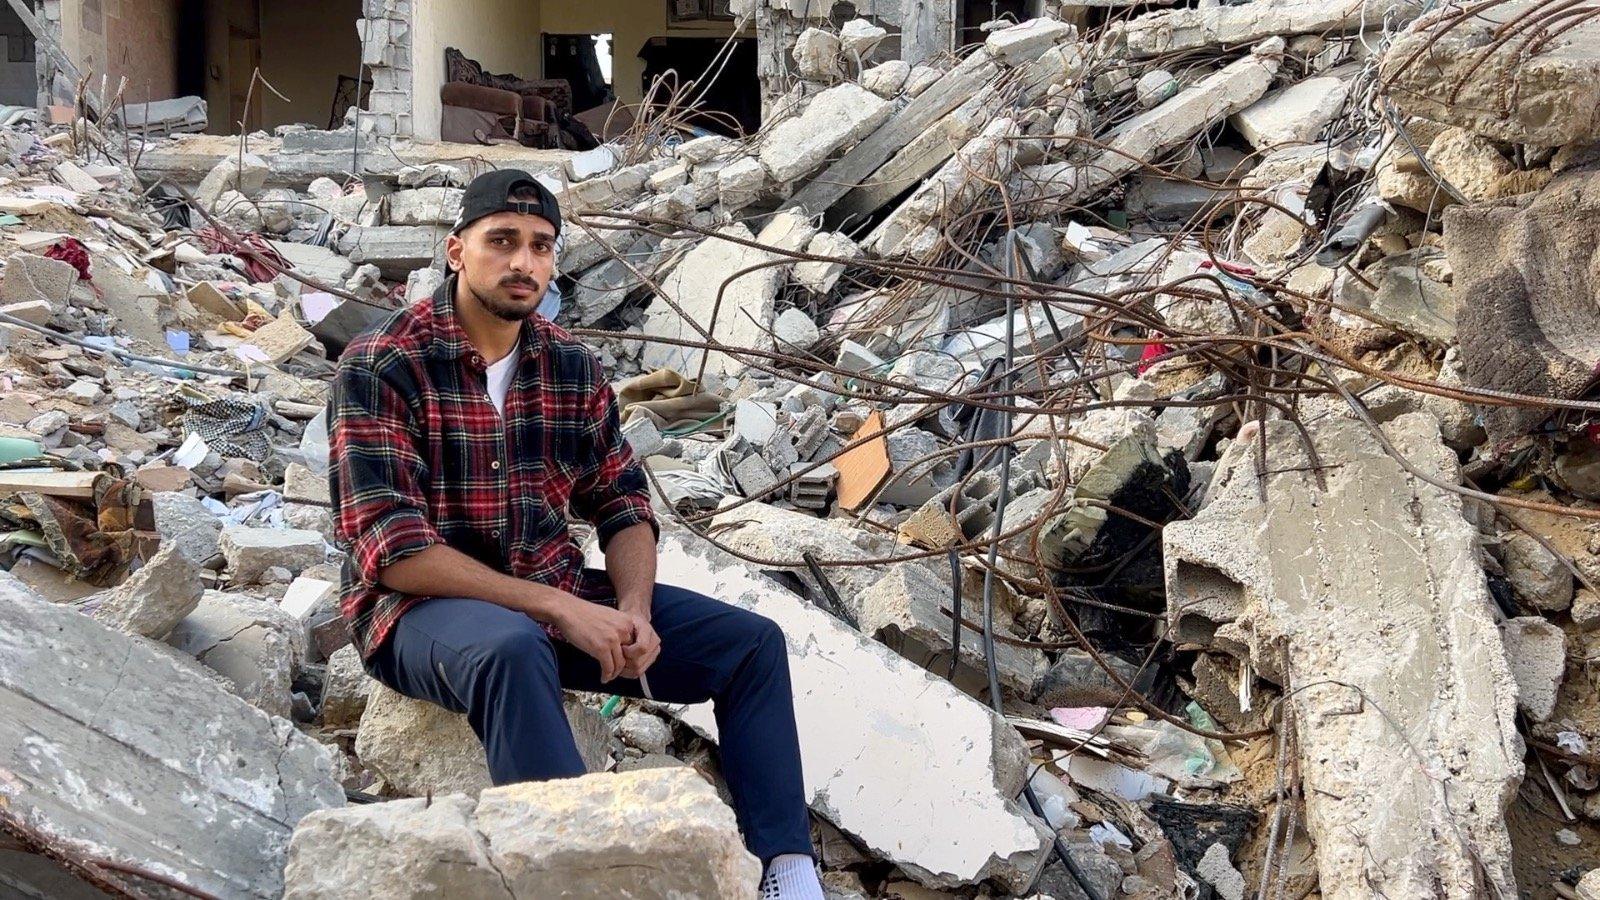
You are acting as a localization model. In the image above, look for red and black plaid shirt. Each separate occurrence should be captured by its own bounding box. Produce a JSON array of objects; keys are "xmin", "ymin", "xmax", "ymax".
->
[{"xmin": 329, "ymin": 276, "xmax": 656, "ymax": 659}]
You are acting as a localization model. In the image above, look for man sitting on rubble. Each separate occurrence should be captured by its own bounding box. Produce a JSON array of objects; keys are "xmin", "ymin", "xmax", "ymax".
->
[{"xmin": 329, "ymin": 169, "xmax": 823, "ymax": 899}]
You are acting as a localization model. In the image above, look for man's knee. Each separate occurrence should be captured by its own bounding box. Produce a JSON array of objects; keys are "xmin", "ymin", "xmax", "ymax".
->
[
  {"xmin": 472, "ymin": 622, "xmax": 558, "ymax": 679},
  {"xmin": 743, "ymin": 612, "xmax": 787, "ymax": 664}
]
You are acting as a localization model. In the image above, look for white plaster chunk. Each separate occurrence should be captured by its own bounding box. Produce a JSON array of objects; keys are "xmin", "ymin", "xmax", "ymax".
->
[
  {"xmin": 1500, "ymin": 615, "xmax": 1566, "ymax": 722},
  {"xmin": 757, "ymin": 83, "xmax": 894, "ymax": 184},
  {"xmin": 861, "ymin": 59, "xmax": 912, "ymax": 97},
  {"xmin": 647, "ymin": 530, "xmax": 1051, "ymax": 891},
  {"xmin": 984, "ymin": 17, "xmax": 1075, "ymax": 66},
  {"xmin": 1230, "ymin": 75, "xmax": 1350, "ymax": 148}
]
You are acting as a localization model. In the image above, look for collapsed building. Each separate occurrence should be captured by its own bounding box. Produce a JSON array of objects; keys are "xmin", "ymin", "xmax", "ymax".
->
[{"xmin": 2, "ymin": 0, "xmax": 1600, "ymax": 898}]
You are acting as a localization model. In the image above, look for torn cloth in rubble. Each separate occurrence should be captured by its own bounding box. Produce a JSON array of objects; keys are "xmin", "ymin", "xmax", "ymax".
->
[
  {"xmin": 196, "ymin": 227, "xmax": 289, "ymax": 284},
  {"xmin": 183, "ymin": 394, "xmax": 273, "ymax": 462},
  {"xmin": 44, "ymin": 238, "xmax": 91, "ymax": 281},
  {"xmin": 4, "ymin": 482, "xmax": 136, "ymax": 585},
  {"xmin": 616, "ymin": 369, "xmax": 724, "ymax": 431}
]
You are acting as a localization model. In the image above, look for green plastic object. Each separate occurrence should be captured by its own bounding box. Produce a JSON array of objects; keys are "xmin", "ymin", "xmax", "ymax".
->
[
  {"xmin": 600, "ymin": 694, "xmax": 622, "ymax": 718},
  {"xmin": 0, "ymin": 437, "xmax": 42, "ymax": 464}
]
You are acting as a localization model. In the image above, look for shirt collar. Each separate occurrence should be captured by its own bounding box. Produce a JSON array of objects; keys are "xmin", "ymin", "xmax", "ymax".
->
[{"xmin": 428, "ymin": 273, "xmax": 544, "ymax": 364}]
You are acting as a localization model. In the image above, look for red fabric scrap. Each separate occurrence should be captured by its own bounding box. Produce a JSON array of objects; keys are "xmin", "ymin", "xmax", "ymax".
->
[
  {"xmin": 44, "ymin": 238, "xmax": 92, "ymax": 281},
  {"xmin": 1139, "ymin": 336, "xmax": 1171, "ymax": 373}
]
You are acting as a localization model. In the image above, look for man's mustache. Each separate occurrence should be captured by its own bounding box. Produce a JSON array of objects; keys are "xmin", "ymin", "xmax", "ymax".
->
[{"xmin": 498, "ymin": 275, "xmax": 541, "ymax": 292}]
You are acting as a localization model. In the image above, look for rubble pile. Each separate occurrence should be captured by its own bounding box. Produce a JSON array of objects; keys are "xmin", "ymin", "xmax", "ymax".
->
[{"xmin": 5, "ymin": 0, "xmax": 1600, "ymax": 896}]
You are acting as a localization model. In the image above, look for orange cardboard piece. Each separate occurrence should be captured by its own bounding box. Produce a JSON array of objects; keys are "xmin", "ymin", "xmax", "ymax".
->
[{"xmin": 835, "ymin": 410, "xmax": 890, "ymax": 511}]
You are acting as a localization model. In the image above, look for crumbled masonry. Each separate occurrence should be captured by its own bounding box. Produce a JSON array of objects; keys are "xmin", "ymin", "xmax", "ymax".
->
[{"xmin": 3, "ymin": 2, "xmax": 1600, "ymax": 897}]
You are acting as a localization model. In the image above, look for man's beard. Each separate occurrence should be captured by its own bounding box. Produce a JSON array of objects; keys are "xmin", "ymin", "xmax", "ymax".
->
[{"xmin": 472, "ymin": 274, "xmax": 546, "ymax": 321}]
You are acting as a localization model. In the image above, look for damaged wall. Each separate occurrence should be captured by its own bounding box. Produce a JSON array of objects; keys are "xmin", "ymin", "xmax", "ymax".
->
[
  {"xmin": 541, "ymin": 0, "xmax": 740, "ymax": 108},
  {"xmin": 53, "ymin": 0, "xmax": 180, "ymax": 104},
  {"xmin": 259, "ymin": 0, "xmax": 364, "ymax": 129},
  {"xmin": 410, "ymin": 0, "xmax": 542, "ymax": 141}
]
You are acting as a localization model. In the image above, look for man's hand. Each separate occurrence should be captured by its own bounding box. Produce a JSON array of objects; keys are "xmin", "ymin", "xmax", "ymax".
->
[
  {"xmin": 554, "ymin": 597, "xmax": 639, "ymax": 682},
  {"xmin": 620, "ymin": 612, "xmax": 660, "ymax": 680}
]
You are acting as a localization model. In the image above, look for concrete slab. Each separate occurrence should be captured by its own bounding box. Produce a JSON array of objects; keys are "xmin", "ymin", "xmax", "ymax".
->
[
  {"xmin": 646, "ymin": 530, "xmax": 1051, "ymax": 891},
  {"xmin": 1164, "ymin": 412, "xmax": 1521, "ymax": 898},
  {"xmin": 0, "ymin": 578, "xmax": 342, "ymax": 899}
]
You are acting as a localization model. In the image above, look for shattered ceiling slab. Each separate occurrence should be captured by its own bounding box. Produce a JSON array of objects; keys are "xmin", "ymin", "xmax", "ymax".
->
[{"xmin": 1163, "ymin": 412, "xmax": 1521, "ymax": 899}]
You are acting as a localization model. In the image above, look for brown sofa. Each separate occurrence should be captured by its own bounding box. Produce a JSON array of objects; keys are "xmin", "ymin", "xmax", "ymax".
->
[{"xmin": 439, "ymin": 48, "xmax": 573, "ymax": 148}]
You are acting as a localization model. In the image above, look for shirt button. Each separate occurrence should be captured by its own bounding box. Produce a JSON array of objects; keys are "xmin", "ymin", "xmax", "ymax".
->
[
  {"xmin": 491, "ymin": 460, "xmax": 501, "ymax": 470},
  {"xmin": 492, "ymin": 530, "xmax": 501, "ymax": 539},
  {"xmin": 472, "ymin": 355, "xmax": 483, "ymax": 366}
]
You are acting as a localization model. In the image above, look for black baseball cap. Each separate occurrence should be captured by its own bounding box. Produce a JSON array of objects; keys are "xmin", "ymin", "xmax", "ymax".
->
[{"xmin": 450, "ymin": 169, "xmax": 562, "ymax": 237}]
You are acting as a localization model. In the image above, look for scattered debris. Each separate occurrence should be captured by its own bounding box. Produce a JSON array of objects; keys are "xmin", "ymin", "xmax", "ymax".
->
[{"xmin": 7, "ymin": 0, "xmax": 1600, "ymax": 895}]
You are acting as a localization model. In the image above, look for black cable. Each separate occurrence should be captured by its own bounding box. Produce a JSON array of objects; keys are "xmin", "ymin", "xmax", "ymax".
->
[
  {"xmin": 801, "ymin": 550, "xmax": 858, "ymax": 629},
  {"xmin": 979, "ymin": 231, "xmax": 1105, "ymax": 900}
]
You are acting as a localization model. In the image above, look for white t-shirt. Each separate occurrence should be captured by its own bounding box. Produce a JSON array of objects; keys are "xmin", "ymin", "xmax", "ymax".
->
[{"xmin": 485, "ymin": 342, "xmax": 518, "ymax": 417}]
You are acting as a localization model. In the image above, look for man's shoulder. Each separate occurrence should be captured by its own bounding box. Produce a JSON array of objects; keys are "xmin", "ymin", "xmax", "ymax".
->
[
  {"xmin": 340, "ymin": 300, "xmax": 433, "ymax": 372},
  {"xmin": 531, "ymin": 316, "xmax": 603, "ymax": 377}
]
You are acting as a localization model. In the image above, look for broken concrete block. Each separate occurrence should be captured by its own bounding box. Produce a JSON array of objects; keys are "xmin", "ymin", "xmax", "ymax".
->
[
  {"xmin": 1230, "ymin": 75, "xmax": 1350, "ymax": 149},
  {"xmin": 793, "ymin": 230, "xmax": 861, "ymax": 295},
  {"xmin": 869, "ymin": 117, "xmax": 1020, "ymax": 258},
  {"xmin": 1197, "ymin": 842, "xmax": 1247, "ymax": 900},
  {"xmin": 1427, "ymin": 127, "xmax": 1514, "ymax": 203},
  {"xmin": 91, "ymin": 540, "xmax": 203, "ymax": 639},
  {"xmin": 774, "ymin": 307, "xmax": 821, "ymax": 350},
  {"xmin": 622, "ymin": 414, "xmax": 666, "ymax": 457},
  {"xmin": 0, "ymin": 298, "xmax": 52, "ymax": 324},
  {"xmin": 0, "ymin": 580, "xmax": 342, "ymax": 899},
  {"xmin": 1, "ymin": 252, "xmax": 78, "ymax": 310},
  {"xmin": 281, "ymin": 575, "xmax": 340, "ymax": 652},
  {"xmin": 676, "ymin": 134, "xmax": 733, "ymax": 164},
  {"xmin": 221, "ymin": 525, "xmax": 325, "ymax": 585},
  {"xmin": 1445, "ymin": 169, "xmax": 1600, "ymax": 443},
  {"xmin": 641, "ymin": 217, "xmax": 808, "ymax": 377},
  {"xmin": 357, "ymin": 683, "xmax": 610, "ymax": 796},
  {"xmin": 732, "ymin": 452, "xmax": 779, "ymax": 498},
  {"xmin": 841, "ymin": 18, "xmax": 888, "ymax": 59},
  {"xmin": 1382, "ymin": 1, "xmax": 1600, "ymax": 146},
  {"xmin": 356, "ymin": 682, "xmax": 491, "ymax": 795},
  {"xmin": 984, "ymin": 17, "xmax": 1074, "ymax": 66},
  {"xmin": 321, "ymin": 644, "xmax": 371, "ymax": 728},
  {"xmin": 335, "ymin": 226, "xmax": 446, "ymax": 279},
  {"xmin": 1014, "ymin": 41, "xmax": 1282, "ymax": 206},
  {"xmin": 269, "ymin": 239, "xmax": 359, "ymax": 286},
  {"xmin": 653, "ymin": 531, "xmax": 1050, "ymax": 891},
  {"xmin": 153, "ymin": 491, "xmax": 224, "ymax": 563},
  {"xmin": 616, "ymin": 709, "xmax": 673, "ymax": 754},
  {"xmin": 1126, "ymin": 0, "xmax": 1422, "ymax": 56},
  {"xmin": 1500, "ymin": 616, "xmax": 1565, "ymax": 722},
  {"xmin": 386, "ymin": 186, "xmax": 463, "ymax": 226},
  {"xmin": 1502, "ymin": 531, "xmax": 1574, "ymax": 611},
  {"xmin": 857, "ymin": 563, "xmax": 1046, "ymax": 696},
  {"xmin": 794, "ymin": 27, "xmax": 842, "ymax": 80},
  {"xmin": 1135, "ymin": 69, "xmax": 1179, "ymax": 108},
  {"xmin": 758, "ymin": 83, "xmax": 893, "ymax": 184},
  {"xmin": 169, "ymin": 590, "xmax": 301, "ymax": 718},
  {"xmin": 195, "ymin": 152, "xmax": 269, "ymax": 209},
  {"xmin": 1163, "ymin": 413, "xmax": 1520, "ymax": 899},
  {"xmin": 282, "ymin": 769, "xmax": 760, "ymax": 899},
  {"xmin": 715, "ymin": 155, "xmax": 770, "ymax": 210}
]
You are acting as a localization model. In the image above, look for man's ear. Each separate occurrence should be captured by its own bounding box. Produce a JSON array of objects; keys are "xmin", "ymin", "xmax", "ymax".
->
[{"xmin": 444, "ymin": 233, "xmax": 464, "ymax": 273}]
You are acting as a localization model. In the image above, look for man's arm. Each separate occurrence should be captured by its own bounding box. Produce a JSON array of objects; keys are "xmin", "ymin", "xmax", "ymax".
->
[{"xmin": 606, "ymin": 522, "xmax": 658, "ymax": 618}]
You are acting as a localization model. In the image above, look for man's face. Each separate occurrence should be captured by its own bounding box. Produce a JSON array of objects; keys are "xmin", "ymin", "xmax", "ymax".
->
[{"xmin": 444, "ymin": 210, "xmax": 557, "ymax": 321}]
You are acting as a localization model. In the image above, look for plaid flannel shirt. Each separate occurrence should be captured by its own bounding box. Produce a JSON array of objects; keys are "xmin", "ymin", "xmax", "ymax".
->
[{"xmin": 329, "ymin": 275, "xmax": 657, "ymax": 660}]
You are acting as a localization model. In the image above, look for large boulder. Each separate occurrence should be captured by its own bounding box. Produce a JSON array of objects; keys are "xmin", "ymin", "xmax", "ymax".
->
[{"xmin": 282, "ymin": 769, "xmax": 760, "ymax": 899}]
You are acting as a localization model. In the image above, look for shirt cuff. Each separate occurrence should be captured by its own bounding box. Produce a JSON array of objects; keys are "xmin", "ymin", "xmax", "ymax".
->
[
  {"xmin": 590, "ymin": 495, "xmax": 659, "ymax": 550},
  {"xmin": 351, "ymin": 507, "xmax": 441, "ymax": 585}
]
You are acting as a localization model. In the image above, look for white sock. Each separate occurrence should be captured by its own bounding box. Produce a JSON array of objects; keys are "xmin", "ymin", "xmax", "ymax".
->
[{"xmin": 759, "ymin": 853, "xmax": 824, "ymax": 900}]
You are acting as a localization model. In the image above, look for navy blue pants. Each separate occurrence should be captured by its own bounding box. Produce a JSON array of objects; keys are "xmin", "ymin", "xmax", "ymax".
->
[{"xmin": 366, "ymin": 580, "xmax": 812, "ymax": 862}]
